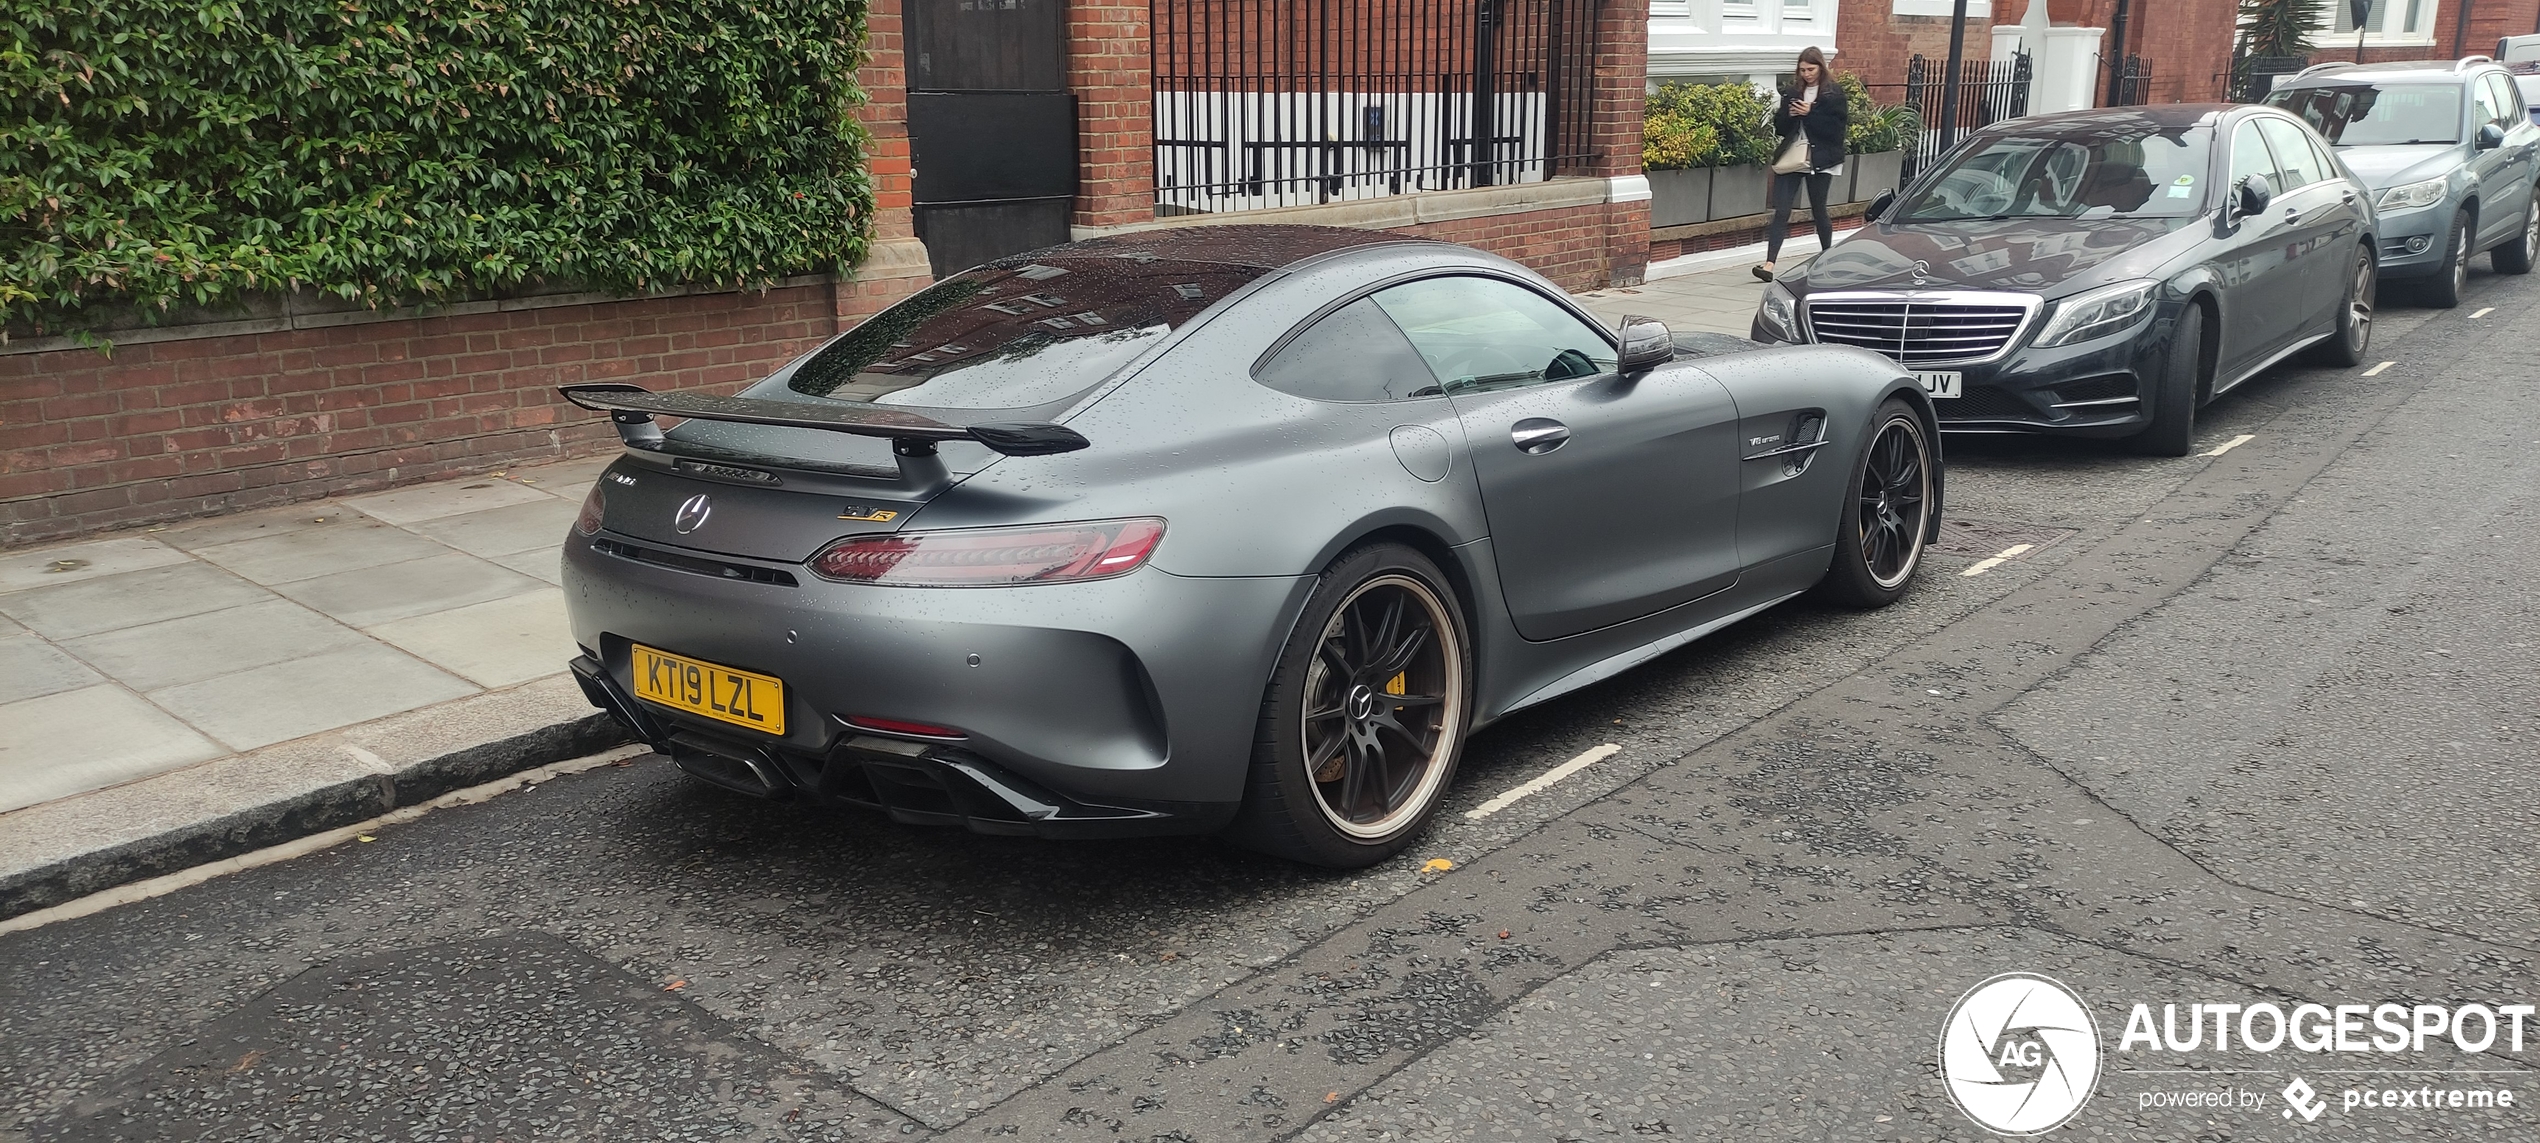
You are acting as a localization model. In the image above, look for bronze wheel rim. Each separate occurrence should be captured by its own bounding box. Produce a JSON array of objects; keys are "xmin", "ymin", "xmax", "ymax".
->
[{"xmin": 1858, "ymin": 415, "xmax": 1932, "ymax": 589}]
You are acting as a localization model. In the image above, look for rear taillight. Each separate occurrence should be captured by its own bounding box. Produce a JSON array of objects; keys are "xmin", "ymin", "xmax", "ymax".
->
[
  {"xmin": 575, "ymin": 484, "xmax": 606, "ymax": 536},
  {"xmin": 842, "ymin": 715, "xmax": 965, "ymax": 739},
  {"xmin": 808, "ymin": 518, "xmax": 1165, "ymax": 587}
]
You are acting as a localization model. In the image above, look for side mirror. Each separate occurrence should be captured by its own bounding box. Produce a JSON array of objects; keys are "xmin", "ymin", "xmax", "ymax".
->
[
  {"xmin": 1864, "ymin": 188, "xmax": 1897, "ymax": 222},
  {"xmin": 2477, "ymin": 122, "xmax": 2507, "ymax": 150},
  {"xmin": 1618, "ymin": 314, "xmax": 1674, "ymax": 372},
  {"xmin": 2233, "ymin": 173, "xmax": 2274, "ymax": 219}
]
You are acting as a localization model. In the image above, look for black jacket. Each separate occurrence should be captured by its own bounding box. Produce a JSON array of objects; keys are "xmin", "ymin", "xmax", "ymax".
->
[{"xmin": 1773, "ymin": 82, "xmax": 1850, "ymax": 171}]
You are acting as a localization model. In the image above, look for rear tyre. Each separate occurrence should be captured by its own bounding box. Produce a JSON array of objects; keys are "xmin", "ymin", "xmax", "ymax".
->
[
  {"xmin": 2424, "ymin": 209, "xmax": 2471, "ymax": 308},
  {"xmin": 1812, "ymin": 398, "xmax": 1933, "ymax": 609},
  {"xmin": 1228, "ymin": 543, "xmax": 1472, "ymax": 868},
  {"xmin": 2129, "ymin": 304, "xmax": 2203, "ymax": 457},
  {"xmin": 2307, "ymin": 246, "xmax": 2373, "ymax": 367},
  {"xmin": 2492, "ymin": 196, "xmax": 2538, "ymax": 275}
]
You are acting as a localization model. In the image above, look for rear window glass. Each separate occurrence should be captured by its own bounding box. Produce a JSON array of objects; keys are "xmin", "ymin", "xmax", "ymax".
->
[{"xmin": 769, "ymin": 255, "xmax": 1267, "ymax": 409}]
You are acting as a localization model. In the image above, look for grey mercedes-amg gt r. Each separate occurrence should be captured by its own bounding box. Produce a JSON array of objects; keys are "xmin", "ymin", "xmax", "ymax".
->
[{"xmin": 558, "ymin": 225, "xmax": 1942, "ymax": 867}]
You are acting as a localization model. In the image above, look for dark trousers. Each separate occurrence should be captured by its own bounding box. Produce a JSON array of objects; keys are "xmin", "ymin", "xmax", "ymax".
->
[{"xmin": 1767, "ymin": 171, "xmax": 1835, "ymax": 262}]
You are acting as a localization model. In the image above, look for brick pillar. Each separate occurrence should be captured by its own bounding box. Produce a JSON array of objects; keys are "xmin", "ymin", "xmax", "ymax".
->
[
  {"xmin": 1593, "ymin": 0, "xmax": 1654, "ymax": 287},
  {"xmin": 1068, "ymin": 0, "xmax": 1156, "ymax": 232},
  {"xmin": 841, "ymin": 0, "xmax": 934, "ymax": 327}
]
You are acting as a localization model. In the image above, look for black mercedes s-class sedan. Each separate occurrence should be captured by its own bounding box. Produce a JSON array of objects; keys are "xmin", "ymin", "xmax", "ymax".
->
[{"xmin": 1752, "ymin": 104, "xmax": 2378, "ymax": 455}]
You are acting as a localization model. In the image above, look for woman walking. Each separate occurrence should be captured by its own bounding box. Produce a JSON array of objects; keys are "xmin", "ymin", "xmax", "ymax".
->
[{"xmin": 1755, "ymin": 47, "xmax": 1848, "ymax": 282}]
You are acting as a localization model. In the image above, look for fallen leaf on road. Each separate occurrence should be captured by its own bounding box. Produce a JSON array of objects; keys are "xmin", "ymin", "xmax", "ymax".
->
[
  {"xmin": 1419, "ymin": 858, "xmax": 1454, "ymax": 874},
  {"xmin": 664, "ymin": 979, "xmax": 688, "ymax": 991},
  {"xmin": 1497, "ymin": 930, "xmax": 1511, "ymax": 940},
  {"xmin": 356, "ymin": 835, "xmax": 376, "ymax": 843},
  {"xmin": 1324, "ymin": 1092, "xmax": 1339, "ymax": 1104},
  {"xmin": 228, "ymin": 1049, "xmax": 265, "ymax": 1074}
]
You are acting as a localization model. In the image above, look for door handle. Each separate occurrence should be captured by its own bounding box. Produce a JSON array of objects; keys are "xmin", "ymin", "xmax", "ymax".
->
[{"xmin": 1510, "ymin": 418, "xmax": 1570, "ymax": 454}]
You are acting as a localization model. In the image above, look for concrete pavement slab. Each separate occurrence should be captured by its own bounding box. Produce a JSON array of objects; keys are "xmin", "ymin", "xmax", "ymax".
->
[
  {"xmin": 189, "ymin": 513, "xmax": 448, "ymax": 585},
  {"xmin": 489, "ymin": 547, "xmax": 565, "ymax": 585},
  {"xmin": 0, "ymin": 561, "xmax": 275, "ymax": 641},
  {"xmin": 276, "ymin": 551, "xmax": 545, "ymax": 629},
  {"xmin": 0, "ymin": 634, "xmax": 102, "ymax": 705},
  {"xmin": 150, "ymin": 499, "xmax": 355, "ymax": 551},
  {"xmin": 61, "ymin": 598, "xmax": 369, "ymax": 693},
  {"xmin": 406, "ymin": 496, "xmax": 581, "ymax": 559},
  {"xmin": 342, "ymin": 476, "xmax": 554, "ymax": 525},
  {"xmin": 367, "ymin": 588, "xmax": 574, "ymax": 688},
  {"xmin": 147, "ymin": 641, "xmax": 478, "ymax": 752},
  {"xmin": 0, "ymin": 536, "xmax": 190, "ymax": 593},
  {"xmin": 0, "ymin": 687, "xmax": 225, "ymax": 814}
]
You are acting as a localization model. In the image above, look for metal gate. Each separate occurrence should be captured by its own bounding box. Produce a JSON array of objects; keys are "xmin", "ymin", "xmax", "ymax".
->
[
  {"xmin": 1904, "ymin": 51, "xmax": 2031, "ymax": 170},
  {"xmin": 905, "ymin": 0, "xmax": 1079, "ymax": 277},
  {"xmin": 1149, "ymin": 0, "xmax": 1603, "ymax": 214}
]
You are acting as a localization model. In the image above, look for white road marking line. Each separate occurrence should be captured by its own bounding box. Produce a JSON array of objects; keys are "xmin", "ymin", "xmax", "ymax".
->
[
  {"xmin": 1958, "ymin": 543, "xmax": 2034, "ymax": 577},
  {"xmin": 1465, "ymin": 743, "xmax": 1623, "ymax": 820},
  {"xmin": 0, "ymin": 744, "xmax": 652, "ymax": 936},
  {"xmin": 2361, "ymin": 361, "xmax": 2396, "ymax": 377},
  {"xmin": 2470, "ymin": 307, "xmax": 2496, "ymax": 319},
  {"xmin": 2201, "ymin": 433, "xmax": 2256, "ymax": 457}
]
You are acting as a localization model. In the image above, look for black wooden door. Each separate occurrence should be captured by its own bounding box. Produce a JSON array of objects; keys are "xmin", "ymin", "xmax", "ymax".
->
[{"xmin": 905, "ymin": 0, "xmax": 1078, "ymax": 277}]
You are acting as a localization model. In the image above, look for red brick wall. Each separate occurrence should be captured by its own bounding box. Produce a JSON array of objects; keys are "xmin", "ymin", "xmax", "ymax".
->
[
  {"xmin": 2092, "ymin": 0, "xmax": 2239, "ymax": 104},
  {"xmin": 1836, "ymin": 1, "xmax": 1999, "ymax": 90},
  {"xmin": 1072, "ymin": 0, "xmax": 1157, "ymax": 229},
  {"xmin": 0, "ymin": 285, "xmax": 837, "ymax": 547}
]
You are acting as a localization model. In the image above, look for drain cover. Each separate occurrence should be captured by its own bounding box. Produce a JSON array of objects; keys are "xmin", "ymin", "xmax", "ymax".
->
[{"xmin": 1930, "ymin": 518, "xmax": 2078, "ymax": 559}]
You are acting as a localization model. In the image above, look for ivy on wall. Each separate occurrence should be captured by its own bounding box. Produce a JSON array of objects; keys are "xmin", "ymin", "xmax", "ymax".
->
[{"xmin": 1, "ymin": 0, "xmax": 873, "ymax": 335}]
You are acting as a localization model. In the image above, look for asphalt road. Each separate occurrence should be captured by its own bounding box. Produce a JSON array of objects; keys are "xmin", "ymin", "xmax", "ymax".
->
[{"xmin": 5, "ymin": 267, "xmax": 2537, "ymax": 1143}]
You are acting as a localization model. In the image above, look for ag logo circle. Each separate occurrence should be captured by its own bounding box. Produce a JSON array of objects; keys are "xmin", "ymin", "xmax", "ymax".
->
[{"xmin": 1939, "ymin": 972, "xmax": 2101, "ymax": 1135}]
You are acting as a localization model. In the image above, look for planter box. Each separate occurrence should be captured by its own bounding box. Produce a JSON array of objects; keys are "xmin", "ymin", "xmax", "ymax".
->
[
  {"xmin": 1849, "ymin": 151, "xmax": 1905, "ymax": 205},
  {"xmin": 1648, "ymin": 167, "xmax": 1713, "ymax": 227},
  {"xmin": 1709, "ymin": 164, "xmax": 1769, "ymax": 219}
]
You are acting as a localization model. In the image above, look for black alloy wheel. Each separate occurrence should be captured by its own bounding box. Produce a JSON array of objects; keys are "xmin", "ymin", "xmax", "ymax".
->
[
  {"xmin": 1232, "ymin": 543, "xmax": 1472, "ymax": 867},
  {"xmin": 2130, "ymin": 304, "xmax": 2204, "ymax": 457},
  {"xmin": 1300, "ymin": 575, "xmax": 1461, "ymax": 838},
  {"xmin": 2426, "ymin": 210, "xmax": 2472, "ymax": 308},
  {"xmin": 2311, "ymin": 247, "xmax": 2374, "ymax": 367},
  {"xmin": 1814, "ymin": 398, "xmax": 1933, "ymax": 607},
  {"xmin": 2494, "ymin": 196, "xmax": 2538, "ymax": 275}
]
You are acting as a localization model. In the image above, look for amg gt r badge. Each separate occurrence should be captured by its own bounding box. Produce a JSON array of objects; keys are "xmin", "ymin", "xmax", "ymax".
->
[{"xmin": 837, "ymin": 505, "xmax": 900, "ymax": 522}]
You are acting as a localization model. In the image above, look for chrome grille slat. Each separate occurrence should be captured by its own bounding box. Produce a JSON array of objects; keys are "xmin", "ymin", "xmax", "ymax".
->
[{"xmin": 1800, "ymin": 289, "xmax": 2042, "ymax": 367}]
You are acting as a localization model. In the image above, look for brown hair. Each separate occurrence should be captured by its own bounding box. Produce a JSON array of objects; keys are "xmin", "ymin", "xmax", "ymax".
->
[{"xmin": 1794, "ymin": 46, "xmax": 1833, "ymax": 88}]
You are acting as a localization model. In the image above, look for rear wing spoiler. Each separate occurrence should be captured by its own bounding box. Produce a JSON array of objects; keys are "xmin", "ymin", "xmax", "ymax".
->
[{"xmin": 559, "ymin": 383, "xmax": 1088, "ymax": 489}]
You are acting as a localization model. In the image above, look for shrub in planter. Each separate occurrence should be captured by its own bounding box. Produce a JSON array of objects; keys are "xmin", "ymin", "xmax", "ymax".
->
[{"xmin": 1643, "ymin": 81, "xmax": 1776, "ymax": 170}]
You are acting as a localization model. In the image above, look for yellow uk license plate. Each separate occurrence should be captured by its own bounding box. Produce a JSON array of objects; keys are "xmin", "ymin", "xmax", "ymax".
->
[{"xmin": 630, "ymin": 643, "xmax": 786, "ymax": 735}]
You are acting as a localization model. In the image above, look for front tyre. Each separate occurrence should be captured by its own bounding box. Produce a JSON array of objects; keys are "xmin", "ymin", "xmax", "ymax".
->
[
  {"xmin": 2129, "ymin": 303, "xmax": 2203, "ymax": 457},
  {"xmin": 1229, "ymin": 543, "xmax": 1472, "ymax": 868},
  {"xmin": 1812, "ymin": 398, "xmax": 1934, "ymax": 608},
  {"xmin": 2424, "ymin": 209, "xmax": 2471, "ymax": 308},
  {"xmin": 2493, "ymin": 195, "xmax": 2538, "ymax": 275}
]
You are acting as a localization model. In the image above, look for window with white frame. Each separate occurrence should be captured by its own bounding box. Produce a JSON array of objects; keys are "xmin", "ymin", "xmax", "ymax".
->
[{"xmin": 2323, "ymin": 0, "xmax": 2437, "ymax": 44}]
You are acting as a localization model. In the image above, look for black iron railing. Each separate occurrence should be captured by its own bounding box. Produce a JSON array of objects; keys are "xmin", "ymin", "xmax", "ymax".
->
[
  {"xmin": 1905, "ymin": 51, "xmax": 2032, "ymax": 153},
  {"xmin": 2111, "ymin": 55, "xmax": 2154, "ymax": 106},
  {"xmin": 1149, "ymin": 0, "xmax": 1604, "ymax": 214}
]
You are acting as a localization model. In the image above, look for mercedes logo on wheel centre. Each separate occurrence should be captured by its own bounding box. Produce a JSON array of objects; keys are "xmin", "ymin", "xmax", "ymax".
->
[{"xmin": 672, "ymin": 493, "xmax": 713, "ymax": 534}]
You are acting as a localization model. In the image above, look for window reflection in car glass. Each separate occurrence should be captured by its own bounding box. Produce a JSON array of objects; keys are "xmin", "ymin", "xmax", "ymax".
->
[
  {"xmin": 1369, "ymin": 276, "xmax": 1617, "ymax": 394},
  {"xmin": 1254, "ymin": 298, "xmax": 1443, "ymax": 402},
  {"xmin": 769, "ymin": 256, "xmax": 1267, "ymax": 410},
  {"xmin": 2267, "ymin": 83, "xmax": 2463, "ymax": 146},
  {"xmin": 1901, "ymin": 125, "xmax": 2209, "ymax": 222},
  {"xmin": 2256, "ymin": 118, "xmax": 2325, "ymax": 188}
]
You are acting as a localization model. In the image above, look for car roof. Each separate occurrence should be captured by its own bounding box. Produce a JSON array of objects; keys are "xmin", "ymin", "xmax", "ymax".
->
[
  {"xmin": 1973, "ymin": 104, "xmax": 2235, "ymax": 133},
  {"xmin": 1019, "ymin": 225, "xmax": 1444, "ymax": 271},
  {"xmin": 2280, "ymin": 59, "xmax": 2499, "ymax": 85}
]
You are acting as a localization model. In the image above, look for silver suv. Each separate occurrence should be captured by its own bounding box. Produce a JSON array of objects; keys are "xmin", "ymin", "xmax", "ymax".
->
[{"xmin": 2267, "ymin": 57, "xmax": 2540, "ymax": 307}]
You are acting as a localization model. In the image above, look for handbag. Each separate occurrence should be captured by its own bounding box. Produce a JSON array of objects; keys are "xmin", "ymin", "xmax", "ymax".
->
[{"xmin": 1771, "ymin": 133, "xmax": 1812, "ymax": 175}]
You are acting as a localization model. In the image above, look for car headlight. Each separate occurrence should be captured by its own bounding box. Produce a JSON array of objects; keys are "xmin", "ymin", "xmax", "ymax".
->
[
  {"xmin": 2376, "ymin": 177, "xmax": 2448, "ymax": 212},
  {"xmin": 2032, "ymin": 279, "xmax": 2159, "ymax": 349},
  {"xmin": 1757, "ymin": 282, "xmax": 1802, "ymax": 342}
]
